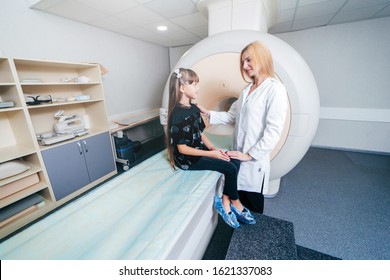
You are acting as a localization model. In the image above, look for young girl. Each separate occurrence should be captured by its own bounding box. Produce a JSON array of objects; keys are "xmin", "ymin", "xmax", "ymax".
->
[{"xmin": 166, "ymin": 68, "xmax": 255, "ymax": 228}]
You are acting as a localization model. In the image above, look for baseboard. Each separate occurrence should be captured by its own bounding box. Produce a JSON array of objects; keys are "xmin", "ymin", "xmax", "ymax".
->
[{"xmin": 310, "ymin": 145, "xmax": 390, "ymax": 156}]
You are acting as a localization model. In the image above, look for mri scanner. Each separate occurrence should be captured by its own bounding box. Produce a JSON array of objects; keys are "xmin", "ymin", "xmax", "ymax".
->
[
  {"xmin": 0, "ymin": 32, "xmax": 319, "ymax": 258},
  {"xmin": 160, "ymin": 1, "xmax": 320, "ymax": 197},
  {"xmin": 0, "ymin": 0, "xmax": 320, "ymax": 260}
]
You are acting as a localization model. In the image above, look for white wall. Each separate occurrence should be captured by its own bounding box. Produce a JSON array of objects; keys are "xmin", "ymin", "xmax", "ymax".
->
[
  {"xmin": 169, "ymin": 18, "xmax": 390, "ymax": 153},
  {"xmin": 169, "ymin": 45, "xmax": 192, "ymax": 70},
  {"xmin": 275, "ymin": 17, "xmax": 390, "ymax": 154},
  {"xmin": 5, "ymin": 0, "xmax": 388, "ymax": 153},
  {"xmin": 0, "ymin": 0, "xmax": 170, "ymax": 120}
]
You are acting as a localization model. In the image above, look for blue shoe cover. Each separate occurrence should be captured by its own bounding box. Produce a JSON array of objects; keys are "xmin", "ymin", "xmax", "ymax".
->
[
  {"xmin": 231, "ymin": 205, "xmax": 256, "ymax": 224},
  {"xmin": 213, "ymin": 195, "xmax": 240, "ymax": 229}
]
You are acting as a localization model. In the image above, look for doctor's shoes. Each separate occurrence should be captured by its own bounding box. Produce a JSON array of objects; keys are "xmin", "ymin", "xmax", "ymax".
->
[
  {"xmin": 213, "ymin": 195, "xmax": 240, "ymax": 229},
  {"xmin": 231, "ymin": 205, "xmax": 256, "ymax": 225}
]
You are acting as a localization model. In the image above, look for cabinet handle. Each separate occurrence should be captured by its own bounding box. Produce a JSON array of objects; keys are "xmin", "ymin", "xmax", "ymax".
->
[
  {"xmin": 77, "ymin": 142, "xmax": 83, "ymax": 155},
  {"xmin": 83, "ymin": 140, "xmax": 88, "ymax": 153}
]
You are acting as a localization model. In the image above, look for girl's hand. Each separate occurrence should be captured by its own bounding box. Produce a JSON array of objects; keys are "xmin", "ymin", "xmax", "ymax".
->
[
  {"xmin": 227, "ymin": 151, "xmax": 252, "ymax": 161},
  {"xmin": 209, "ymin": 149, "xmax": 230, "ymax": 161}
]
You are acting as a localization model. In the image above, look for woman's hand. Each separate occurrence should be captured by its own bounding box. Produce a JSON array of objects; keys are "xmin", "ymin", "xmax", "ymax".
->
[
  {"xmin": 178, "ymin": 144, "xmax": 229, "ymax": 161},
  {"xmin": 227, "ymin": 151, "xmax": 252, "ymax": 161},
  {"xmin": 209, "ymin": 149, "xmax": 230, "ymax": 161},
  {"xmin": 196, "ymin": 103, "xmax": 210, "ymax": 118}
]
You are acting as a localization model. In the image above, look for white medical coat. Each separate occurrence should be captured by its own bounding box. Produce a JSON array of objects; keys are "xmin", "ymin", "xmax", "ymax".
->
[{"xmin": 209, "ymin": 78, "xmax": 288, "ymax": 194}]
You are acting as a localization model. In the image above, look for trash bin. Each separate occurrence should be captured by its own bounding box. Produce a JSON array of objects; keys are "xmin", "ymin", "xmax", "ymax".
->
[
  {"xmin": 114, "ymin": 134, "xmax": 142, "ymax": 168},
  {"xmin": 114, "ymin": 134, "xmax": 130, "ymax": 149},
  {"xmin": 116, "ymin": 142, "xmax": 136, "ymax": 164}
]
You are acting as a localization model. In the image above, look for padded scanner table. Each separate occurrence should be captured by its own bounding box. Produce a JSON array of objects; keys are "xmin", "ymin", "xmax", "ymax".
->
[{"xmin": 0, "ymin": 150, "xmax": 224, "ymax": 259}]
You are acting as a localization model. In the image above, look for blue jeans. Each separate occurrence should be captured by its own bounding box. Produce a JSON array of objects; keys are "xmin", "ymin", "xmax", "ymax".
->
[{"xmin": 188, "ymin": 157, "xmax": 240, "ymax": 200}]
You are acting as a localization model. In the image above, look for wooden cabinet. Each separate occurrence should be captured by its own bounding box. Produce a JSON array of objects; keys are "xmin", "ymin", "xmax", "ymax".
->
[
  {"xmin": 42, "ymin": 132, "xmax": 115, "ymax": 201},
  {"xmin": 0, "ymin": 57, "xmax": 116, "ymax": 239}
]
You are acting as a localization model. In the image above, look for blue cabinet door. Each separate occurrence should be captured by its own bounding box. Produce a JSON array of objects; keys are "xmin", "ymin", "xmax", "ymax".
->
[
  {"xmin": 42, "ymin": 141, "xmax": 90, "ymax": 201},
  {"xmin": 42, "ymin": 132, "xmax": 116, "ymax": 201},
  {"xmin": 82, "ymin": 132, "xmax": 116, "ymax": 183}
]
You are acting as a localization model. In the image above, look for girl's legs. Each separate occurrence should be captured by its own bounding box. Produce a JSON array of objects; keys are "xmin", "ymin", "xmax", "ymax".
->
[
  {"xmin": 221, "ymin": 158, "xmax": 256, "ymax": 224},
  {"xmin": 189, "ymin": 157, "xmax": 256, "ymax": 226},
  {"xmin": 228, "ymin": 159, "xmax": 244, "ymax": 212},
  {"xmin": 189, "ymin": 157, "xmax": 243, "ymax": 212}
]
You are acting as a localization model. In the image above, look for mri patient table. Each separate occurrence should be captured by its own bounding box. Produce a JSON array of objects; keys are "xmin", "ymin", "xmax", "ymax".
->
[{"xmin": 0, "ymin": 150, "xmax": 223, "ymax": 259}]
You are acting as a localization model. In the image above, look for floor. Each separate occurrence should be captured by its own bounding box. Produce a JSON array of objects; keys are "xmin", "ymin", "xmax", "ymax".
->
[
  {"xmin": 204, "ymin": 147, "xmax": 390, "ymax": 260},
  {"xmin": 264, "ymin": 147, "xmax": 390, "ymax": 260}
]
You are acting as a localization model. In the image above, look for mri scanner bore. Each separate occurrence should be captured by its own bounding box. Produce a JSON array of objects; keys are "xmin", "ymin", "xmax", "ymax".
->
[{"xmin": 161, "ymin": 30, "xmax": 320, "ymax": 197}]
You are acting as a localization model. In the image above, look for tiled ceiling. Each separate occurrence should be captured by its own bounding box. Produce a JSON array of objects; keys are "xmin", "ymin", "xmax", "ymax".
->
[{"xmin": 29, "ymin": 0, "xmax": 390, "ymax": 47}]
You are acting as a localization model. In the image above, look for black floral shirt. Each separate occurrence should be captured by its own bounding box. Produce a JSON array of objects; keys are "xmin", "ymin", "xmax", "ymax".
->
[{"xmin": 170, "ymin": 104, "xmax": 207, "ymax": 170}]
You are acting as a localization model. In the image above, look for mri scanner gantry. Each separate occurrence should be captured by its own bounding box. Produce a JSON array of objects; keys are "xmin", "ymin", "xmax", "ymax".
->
[{"xmin": 160, "ymin": 30, "xmax": 320, "ymax": 197}]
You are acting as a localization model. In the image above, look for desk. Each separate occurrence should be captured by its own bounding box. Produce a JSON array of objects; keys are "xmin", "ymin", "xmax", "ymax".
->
[
  {"xmin": 110, "ymin": 108, "xmax": 162, "ymax": 170},
  {"xmin": 110, "ymin": 108, "xmax": 160, "ymax": 134}
]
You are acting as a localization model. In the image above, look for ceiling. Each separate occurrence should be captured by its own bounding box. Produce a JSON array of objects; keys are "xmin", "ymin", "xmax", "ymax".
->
[{"xmin": 29, "ymin": 0, "xmax": 390, "ymax": 47}]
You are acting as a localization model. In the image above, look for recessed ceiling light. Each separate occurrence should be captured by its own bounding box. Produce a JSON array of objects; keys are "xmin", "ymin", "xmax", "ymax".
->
[{"xmin": 157, "ymin": 25, "xmax": 168, "ymax": 31}]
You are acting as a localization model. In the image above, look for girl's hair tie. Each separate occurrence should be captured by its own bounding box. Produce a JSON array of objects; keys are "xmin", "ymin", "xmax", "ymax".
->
[{"xmin": 174, "ymin": 69, "xmax": 182, "ymax": 79}]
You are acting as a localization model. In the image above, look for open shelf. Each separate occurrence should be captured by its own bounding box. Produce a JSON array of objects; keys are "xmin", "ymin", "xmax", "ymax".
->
[{"xmin": 0, "ymin": 57, "xmax": 116, "ymax": 239}]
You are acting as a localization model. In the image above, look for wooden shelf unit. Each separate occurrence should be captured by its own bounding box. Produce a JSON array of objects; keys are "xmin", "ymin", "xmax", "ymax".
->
[{"xmin": 0, "ymin": 57, "xmax": 116, "ymax": 239}]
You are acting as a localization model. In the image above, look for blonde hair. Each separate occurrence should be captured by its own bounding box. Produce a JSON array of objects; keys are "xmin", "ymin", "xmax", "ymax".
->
[
  {"xmin": 165, "ymin": 68, "xmax": 199, "ymax": 169},
  {"xmin": 240, "ymin": 41, "xmax": 275, "ymax": 83}
]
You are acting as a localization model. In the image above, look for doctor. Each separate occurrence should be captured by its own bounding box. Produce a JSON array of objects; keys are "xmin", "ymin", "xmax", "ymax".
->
[{"xmin": 199, "ymin": 41, "xmax": 288, "ymax": 213}]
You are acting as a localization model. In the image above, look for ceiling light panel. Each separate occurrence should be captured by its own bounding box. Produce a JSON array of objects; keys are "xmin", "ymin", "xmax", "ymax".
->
[{"xmin": 145, "ymin": 20, "xmax": 182, "ymax": 33}]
